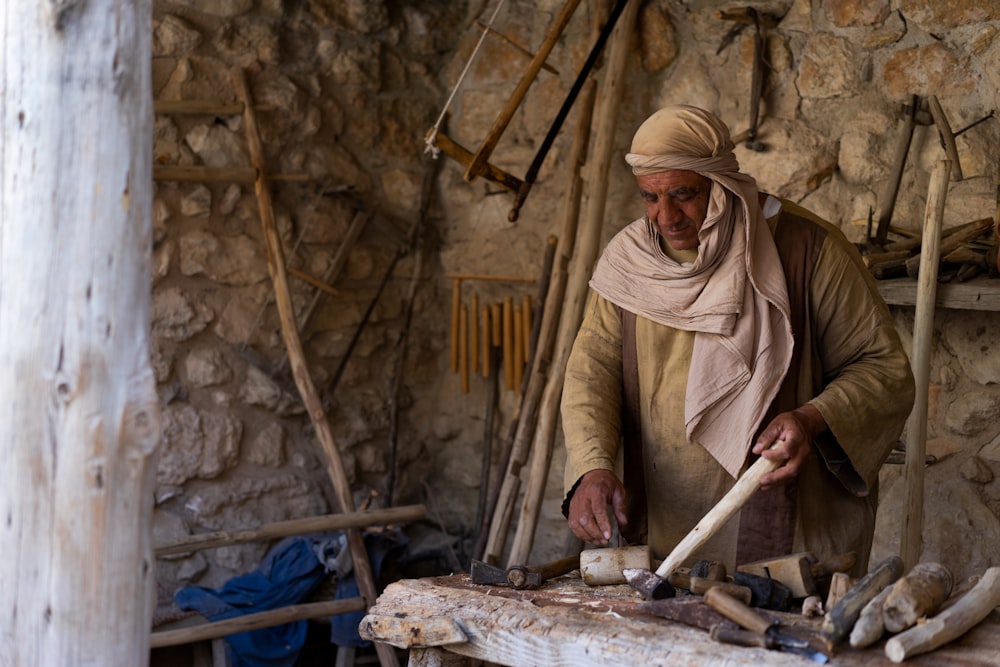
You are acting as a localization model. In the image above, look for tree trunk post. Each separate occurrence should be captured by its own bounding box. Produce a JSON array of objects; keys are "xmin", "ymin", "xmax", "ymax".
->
[{"xmin": 0, "ymin": 1, "xmax": 159, "ymax": 665}]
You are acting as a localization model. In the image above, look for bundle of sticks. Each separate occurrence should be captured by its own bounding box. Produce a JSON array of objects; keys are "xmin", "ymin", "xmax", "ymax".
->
[
  {"xmin": 447, "ymin": 273, "xmax": 539, "ymax": 394},
  {"xmin": 864, "ymin": 216, "xmax": 999, "ymax": 282}
]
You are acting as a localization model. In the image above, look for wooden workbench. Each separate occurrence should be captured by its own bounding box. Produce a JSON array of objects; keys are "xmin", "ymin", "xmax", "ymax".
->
[{"xmin": 359, "ymin": 573, "xmax": 1000, "ymax": 666}]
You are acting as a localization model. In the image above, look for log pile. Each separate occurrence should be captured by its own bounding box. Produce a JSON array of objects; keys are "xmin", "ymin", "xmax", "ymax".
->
[
  {"xmin": 820, "ymin": 558, "xmax": 1000, "ymax": 663},
  {"xmin": 864, "ymin": 217, "xmax": 998, "ymax": 283}
]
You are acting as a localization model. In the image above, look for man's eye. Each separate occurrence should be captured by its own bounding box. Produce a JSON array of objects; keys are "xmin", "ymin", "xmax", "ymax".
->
[{"xmin": 641, "ymin": 193, "xmax": 657, "ymax": 203}]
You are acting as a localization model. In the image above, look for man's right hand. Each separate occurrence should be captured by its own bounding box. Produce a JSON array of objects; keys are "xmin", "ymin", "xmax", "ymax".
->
[{"xmin": 567, "ymin": 469, "xmax": 628, "ymax": 546}]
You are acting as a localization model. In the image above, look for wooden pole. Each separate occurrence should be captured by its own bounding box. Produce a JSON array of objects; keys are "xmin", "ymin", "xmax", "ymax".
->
[
  {"xmin": 503, "ymin": 297, "xmax": 515, "ymax": 390},
  {"xmin": 482, "ymin": 305, "xmax": 492, "ymax": 377},
  {"xmin": 450, "ymin": 278, "xmax": 462, "ymax": 373},
  {"xmin": 0, "ymin": 2, "xmax": 160, "ymax": 664},
  {"xmin": 470, "ymin": 292, "xmax": 480, "ymax": 374},
  {"xmin": 151, "ymin": 598, "xmax": 368, "ymax": 648},
  {"xmin": 155, "ymin": 504, "xmax": 427, "ymax": 556},
  {"xmin": 460, "ymin": 304, "xmax": 470, "ymax": 394},
  {"xmin": 501, "ymin": 79, "xmax": 598, "ymax": 566},
  {"xmin": 901, "ymin": 159, "xmax": 952, "ymax": 572},
  {"xmin": 232, "ymin": 68, "xmax": 399, "ymax": 667},
  {"xmin": 513, "ymin": 307, "xmax": 525, "ymax": 389},
  {"xmin": 499, "ymin": 0, "xmax": 638, "ymax": 566}
]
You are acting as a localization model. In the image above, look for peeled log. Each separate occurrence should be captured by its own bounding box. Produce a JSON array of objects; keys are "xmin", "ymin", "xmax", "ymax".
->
[
  {"xmin": 849, "ymin": 585, "xmax": 892, "ymax": 649},
  {"xmin": 883, "ymin": 562, "xmax": 953, "ymax": 633},
  {"xmin": 885, "ymin": 567, "xmax": 1000, "ymax": 662}
]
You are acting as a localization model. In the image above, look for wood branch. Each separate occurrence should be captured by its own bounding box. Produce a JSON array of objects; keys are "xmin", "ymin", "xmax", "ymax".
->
[
  {"xmin": 822, "ymin": 555, "xmax": 904, "ymax": 646},
  {"xmin": 153, "ymin": 165, "xmax": 308, "ymax": 183},
  {"xmin": 151, "ymin": 598, "xmax": 368, "ymax": 648},
  {"xmin": 885, "ymin": 567, "xmax": 1000, "ymax": 662},
  {"xmin": 231, "ymin": 68, "xmax": 398, "ymax": 667},
  {"xmin": 715, "ymin": 7, "xmax": 781, "ymax": 28},
  {"xmin": 156, "ymin": 504, "xmax": 427, "ymax": 556},
  {"xmin": 287, "ymin": 266, "xmax": 339, "ymax": 296},
  {"xmin": 927, "ymin": 95, "xmax": 963, "ymax": 181},
  {"xmin": 902, "ymin": 160, "xmax": 951, "ymax": 574},
  {"xmin": 154, "ymin": 99, "xmax": 246, "ymax": 116},
  {"xmin": 905, "ymin": 217, "xmax": 991, "ymax": 278},
  {"xmin": 444, "ymin": 273, "xmax": 536, "ymax": 283},
  {"xmin": 849, "ymin": 585, "xmax": 893, "ymax": 648},
  {"xmin": 883, "ymin": 562, "xmax": 954, "ymax": 633},
  {"xmin": 826, "ymin": 572, "xmax": 852, "ymax": 610}
]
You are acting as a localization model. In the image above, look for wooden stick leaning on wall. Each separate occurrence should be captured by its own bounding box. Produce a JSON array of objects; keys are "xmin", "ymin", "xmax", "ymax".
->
[
  {"xmin": 497, "ymin": 80, "xmax": 597, "ymax": 566},
  {"xmin": 500, "ymin": 0, "xmax": 639, "ymax": 566},
  {"xmin": 901, "ymin": 158, "xmax": 952, "ymax": 572},
  {"xmin": 231, "ymin": 68, "xmax": 399, "ymax": 667},
  {"xmin": 472, "ymin": 236, "xmax": 560, "ymax": 562}
]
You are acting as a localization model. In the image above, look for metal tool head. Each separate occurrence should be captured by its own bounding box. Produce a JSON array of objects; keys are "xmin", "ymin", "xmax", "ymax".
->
[
  {"xmin": 469, "ymin": 559, "xmax": 542, "ymax": 589},
  {"xmin": 623, "ymin": 567, "xmax": 676, "ymax": 600}
]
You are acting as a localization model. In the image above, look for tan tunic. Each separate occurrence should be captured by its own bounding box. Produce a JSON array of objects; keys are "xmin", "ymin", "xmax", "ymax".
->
[{"xmin": 562, "ymin": 201, "xmax": 915, "ymax": 574}]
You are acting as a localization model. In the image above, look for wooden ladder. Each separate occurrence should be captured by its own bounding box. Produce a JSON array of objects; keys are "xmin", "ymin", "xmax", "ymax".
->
[{"xmin": 151, "ymin": 67, "xmax": 404, "ymax": 667}]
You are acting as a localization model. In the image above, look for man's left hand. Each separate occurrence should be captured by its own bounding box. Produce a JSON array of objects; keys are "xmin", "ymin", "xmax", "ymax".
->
[{"xmin": 752, "ymin": 404, "xmax": 827, "ymax": 489}]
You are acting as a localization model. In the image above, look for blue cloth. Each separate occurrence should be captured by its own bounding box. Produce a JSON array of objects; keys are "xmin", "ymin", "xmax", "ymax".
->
[{"xmin": 175, "ymin": 535, "xmax": 330, "ymax": 667}]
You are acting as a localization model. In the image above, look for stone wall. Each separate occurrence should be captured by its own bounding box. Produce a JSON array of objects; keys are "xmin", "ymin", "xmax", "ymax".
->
[{"xmin": 150, "ymin": 0, "xmax": 1000, "ymax": 605}]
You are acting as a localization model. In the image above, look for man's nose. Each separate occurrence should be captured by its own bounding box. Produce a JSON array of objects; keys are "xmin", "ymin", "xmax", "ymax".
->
[{"xmin": 653, "ymin": 200, "xmax": 682, "ymax": 225}]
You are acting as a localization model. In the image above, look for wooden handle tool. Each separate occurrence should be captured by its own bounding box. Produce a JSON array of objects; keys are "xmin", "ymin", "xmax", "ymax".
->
[{"xmin": 654, "ymin": 445, "xmax": 780, "ymax": 578}]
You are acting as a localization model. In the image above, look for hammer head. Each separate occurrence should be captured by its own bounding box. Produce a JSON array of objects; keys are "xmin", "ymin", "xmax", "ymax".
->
[{"xmin": 624, "ymin": 567, "xmax": 676, "ymax": 600}]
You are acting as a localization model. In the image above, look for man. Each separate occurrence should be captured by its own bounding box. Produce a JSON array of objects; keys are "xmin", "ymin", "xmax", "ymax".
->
[{"xmin": 561, "ymin": 105, "xmax": 914, "ymax": 574}]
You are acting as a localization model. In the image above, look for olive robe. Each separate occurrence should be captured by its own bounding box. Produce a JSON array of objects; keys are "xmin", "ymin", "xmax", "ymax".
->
[{"xmin": 561, "ymin": 200, "xmax": 915, "ymax": 575}]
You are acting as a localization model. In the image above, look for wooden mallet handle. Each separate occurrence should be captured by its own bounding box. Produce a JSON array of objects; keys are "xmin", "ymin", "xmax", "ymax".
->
[{"xmin": 654, "ymin": 449, "xmax": 779, "ymax": 578}]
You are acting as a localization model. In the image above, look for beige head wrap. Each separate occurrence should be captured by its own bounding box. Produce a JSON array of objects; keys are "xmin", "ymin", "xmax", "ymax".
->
[{"xmin": 589, "ymin": 105, "xmax": 793, "ymax": 477}]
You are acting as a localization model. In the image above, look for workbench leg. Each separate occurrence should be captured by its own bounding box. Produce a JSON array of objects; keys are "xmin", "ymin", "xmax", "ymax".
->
[{"xmin": 407, "ymin": 647, "xmax": 477, "ymax": 667}]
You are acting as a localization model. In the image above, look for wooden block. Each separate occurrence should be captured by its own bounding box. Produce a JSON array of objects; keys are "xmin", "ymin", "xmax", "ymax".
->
[
  {"xmin": 736, "ymin": 551, "xmax": 815, "ymax": 598},
  {"xmin": 826, "ymin": 572, "xmax": 853, "ymax": 611}
]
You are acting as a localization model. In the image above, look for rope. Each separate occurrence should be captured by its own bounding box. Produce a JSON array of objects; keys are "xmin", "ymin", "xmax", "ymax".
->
[{"xmin": 425, "ymin": 0, "xmax": 508, "ymax": 158}]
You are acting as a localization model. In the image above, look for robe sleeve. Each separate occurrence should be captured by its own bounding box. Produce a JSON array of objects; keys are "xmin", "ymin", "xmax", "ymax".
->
[
  {"xmin": 805, "ymin": 230, "xmax": 915, "ymax": 493},
  {"xmin": 561, "ymin": 290, "xmax": 625, "ymax": 498}
]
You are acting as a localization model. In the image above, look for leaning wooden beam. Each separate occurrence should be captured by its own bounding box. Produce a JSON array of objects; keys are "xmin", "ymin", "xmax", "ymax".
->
[
  {"xmin": 154, "ymin": 99, "xmax": 245, "ymax": 116},
  {"xmin": 465, "ymin": 0, "xmax": 584, "ymax": 181},
  {"xmin": 155, "ymin": 504, "xmax": 428, "ymax": 557},
  {"xmin": 503, "ymin": 78, "xmax": 597, "ymax": 566},
  {"xmin": 492, "ymin": 0, "xmax": 639, "ymax": 565},
  {"xmin": 901, "ymin": 158, "xmax": 951, "ymax": 571},
  {"xmin": 153, "ymin": 165, "xmax": 309, "ymax": 183},
  {"xmin": 231, "ymin": 67, "xmax": 399, "ymax": 667},
  {"xmin": 150, "ymin": 598, "xmax": 368, "ymax": 648}
]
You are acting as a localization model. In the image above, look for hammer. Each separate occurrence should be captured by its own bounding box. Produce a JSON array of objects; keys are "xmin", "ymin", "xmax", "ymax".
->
[{"xmin": 625, "ymin": 444, "xmax": 781, "ymax": 600}]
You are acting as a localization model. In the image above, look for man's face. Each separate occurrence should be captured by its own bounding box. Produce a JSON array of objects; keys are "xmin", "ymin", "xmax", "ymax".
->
[{"xmin": 636, "ymin": 170, "xmax": 712, "ymax": 252}]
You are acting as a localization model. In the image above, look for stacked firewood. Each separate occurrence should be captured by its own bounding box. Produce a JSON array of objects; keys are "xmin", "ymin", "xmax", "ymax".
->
[
  {"xmin": 863, "ymin": 217, "xmax": 999, "ymax": 282},
  {"xmin": 821, "ymin": 557, "xmax": 1000, "ymax": 662}
]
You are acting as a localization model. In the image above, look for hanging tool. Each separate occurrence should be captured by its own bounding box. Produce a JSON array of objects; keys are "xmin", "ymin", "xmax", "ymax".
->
[
  {"xmin": 716, "ymin": 7, "xmax": 781, "ymax": 151},
  {"xmin": 470, "ymin": 554, "xmax": 579, "ymax": 589},
  {"xmin": 745, "ymin": 7, "xmax": 767, "ymax": 151},
  {"xmin": 428, "ymin": 0, "xmax": 630, "ymax": 221},
  {"xmin": 704, "ymin": 588, "xmax": 830, "ymax": 663}
]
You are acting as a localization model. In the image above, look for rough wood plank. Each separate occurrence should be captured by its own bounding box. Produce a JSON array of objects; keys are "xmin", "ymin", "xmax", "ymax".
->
[
  {"xmin": 360, "ymin": 575, "xmax": 1000, "ymax": 666},
  {"xmin": 877, "ymin": 277, "xmax": 1000, "ymax": 311}
]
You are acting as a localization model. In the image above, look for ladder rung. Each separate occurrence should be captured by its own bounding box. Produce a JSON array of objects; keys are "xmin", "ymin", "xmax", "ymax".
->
[{"xmin": 150, "ymin": 598, "xmax": 368, "ymax": 648}]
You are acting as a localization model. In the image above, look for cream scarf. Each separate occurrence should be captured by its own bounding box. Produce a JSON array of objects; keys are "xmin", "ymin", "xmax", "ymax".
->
[{"xmin": 589, "ymin": 105, "xmax": 793, "ymax": 478}]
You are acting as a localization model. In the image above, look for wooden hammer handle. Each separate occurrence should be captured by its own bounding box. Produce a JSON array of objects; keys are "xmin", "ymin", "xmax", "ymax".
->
[
  {"xmin": 654, "ymin": 452, "xmax": 779, "ymax": 578},
  {"xmin": 704, "ymin": 587, "xmax": 775, "ymax": 636}
]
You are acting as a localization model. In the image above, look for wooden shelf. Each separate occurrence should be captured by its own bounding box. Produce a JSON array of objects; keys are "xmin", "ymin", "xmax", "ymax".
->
[{"xmin": 877, "ymin": 277, "xmax": 1000, "ymax": 311}]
